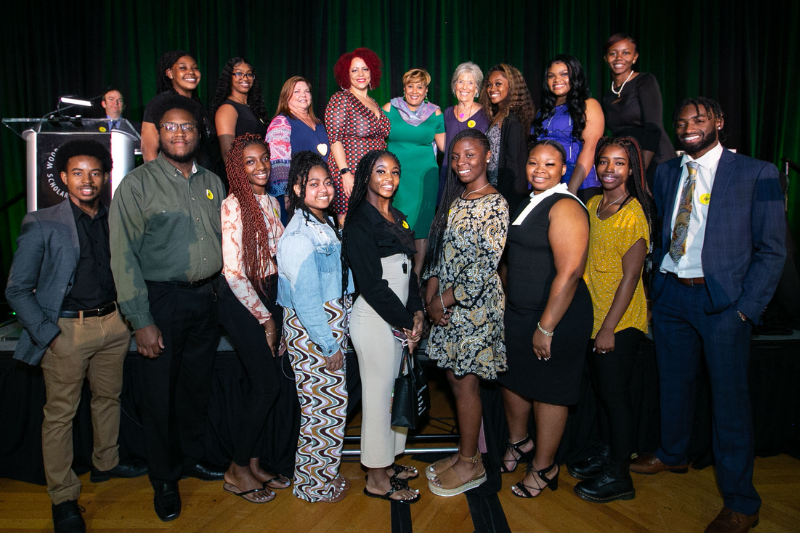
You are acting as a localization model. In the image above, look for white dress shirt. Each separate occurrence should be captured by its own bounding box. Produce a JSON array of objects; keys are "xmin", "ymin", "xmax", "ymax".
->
[{"xmin": 659, "ymin": 142, "xmax": 725, "ymax": 278}]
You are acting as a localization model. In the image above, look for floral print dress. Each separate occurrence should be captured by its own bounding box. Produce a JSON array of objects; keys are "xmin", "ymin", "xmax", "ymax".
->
[{"xmin": 424, "ymin": 193, "xmax": 509, "ymax": 379}]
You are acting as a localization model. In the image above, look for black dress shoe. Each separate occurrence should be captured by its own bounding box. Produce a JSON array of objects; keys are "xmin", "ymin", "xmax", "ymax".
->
[
  {"xmin": 573, "ymin": 463, "xmax": 635, "ymax": 503},
  {"xmin": 182, "ymin": 461, "xmax": 225, "ymax": 481},
  {"xmin": 52, "ymin": 500, "xmax": 86, "ymax": 533},
  {"xmin": 567, "ymin": 445, "xmax": 609, "ymax": 480},
  {"xmin": 91, "ymin": 460, "xmax": 148, "ymax": 482},
  {"xmin": 153, "ymin": 482, "xmax": 181, "ymax": 522}
]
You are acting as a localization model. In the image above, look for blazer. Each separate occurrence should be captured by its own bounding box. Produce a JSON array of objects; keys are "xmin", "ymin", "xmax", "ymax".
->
[
  {"xmin": 6, "ymin": 200, "xmax": 83, "ymax": 365},
  {"xmin": 496, "ymin": 110, "xmax": 530, "ymax": 215},
  {"xmin": 651, "ymin": 148, "xmax": 786, "ymax": 320}
]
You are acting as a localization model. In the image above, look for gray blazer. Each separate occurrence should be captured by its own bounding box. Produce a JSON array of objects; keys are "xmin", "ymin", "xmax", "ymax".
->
[{"xmin": 6, "ymin": 200, "xmax": 82, "ymax": 365}]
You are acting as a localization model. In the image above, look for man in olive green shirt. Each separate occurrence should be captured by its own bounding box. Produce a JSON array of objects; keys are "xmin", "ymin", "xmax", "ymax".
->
[{"xmin": 109, "ymin": 95, "xmax": 225, "ymax": 522}]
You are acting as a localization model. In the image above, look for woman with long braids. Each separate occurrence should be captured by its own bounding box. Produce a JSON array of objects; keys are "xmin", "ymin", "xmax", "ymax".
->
[
  {"xmin": 572, "ymin": 137, "xmax": 651, "ymax": 503},
  {"xmin": 211, "ymin": 57, "xmax": 270, "ymax": 163},
  {"xmin": 424, "ymin": 129, "xmax": 509, "ymax": 497},
  {"xmin": 532, "ymin": 54, "xmax": 605, "ymax": 203},
  {"xmin": 342, "ymin": 150, "xmax": 424, "ymax": 503},
  {"xmin": 217, "ymin": 134, "xmax": 290, "ymax": 504},
  {"xmin": 277, "ymin": 151, "xmax": 352, "ymax": 503},
  {"xmin": 141, "ymin": 50, "xmax": 218, "ymax": 169},
  {"xmin": 480, "ymin": 63, "xmax": 536, "ymax": 214}
]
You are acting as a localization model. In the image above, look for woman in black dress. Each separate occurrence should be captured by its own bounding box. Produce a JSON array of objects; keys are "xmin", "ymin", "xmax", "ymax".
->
[
  {"xmin": 498, "ymin": 140, "xmax": 593, "ymax": 498},
  {"xmin": 601, "ymin": 34, "xmax": 674, "ymax": 193},
  {"xmin": 211, "ymin": 57, "xmax": 270, "ymax": 163}
]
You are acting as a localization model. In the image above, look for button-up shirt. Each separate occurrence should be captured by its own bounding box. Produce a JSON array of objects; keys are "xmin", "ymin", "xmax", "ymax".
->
[
  {"xmin": 109, "ymin": 153, "xmax": 225, "ymax": 330},
  {"xmin": 61, "ymin": 201, "xmax": 116, "ymax": 311},
  {"xmin": 660, "ymin": 142, "xmax": 724, "ymax": 278}
]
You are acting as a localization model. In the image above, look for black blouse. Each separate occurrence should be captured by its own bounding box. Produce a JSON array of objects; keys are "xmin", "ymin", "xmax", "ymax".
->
[{"xmin": 345, "ymin": 201, "xmax": 423, "ymax": 329}]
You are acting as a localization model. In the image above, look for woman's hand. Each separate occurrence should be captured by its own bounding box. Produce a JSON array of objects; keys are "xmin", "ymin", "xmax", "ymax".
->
[
  {"xmin": 404, "ymin": 311, "xmax": 425, "ymax": 352},
  {"xmin": 341, "ymin": 171, "xmax": 354, "ymax": 197},
  {"xmin": 326, "ymin": 348, "xmax": 344, "ymax": 372},
  {"xmin": 532, "ymin": 329, "xmax": 553, "ymax": 360},
  {"xmin": 593, "ymin": 326, "xmax": 616, "ymax": 354},
  {"xmin": 427, "ymin": 294, "xmax": 450, "ymax": 326},
  {"xmin": 264, "ymin": 318, "xmax": 278, "ymax": 356}
]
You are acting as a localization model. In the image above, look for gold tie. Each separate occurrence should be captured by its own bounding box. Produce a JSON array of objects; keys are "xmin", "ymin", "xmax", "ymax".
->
[{"xmin": 669, "ymin": 162, "xmax": 698, "ymax": 263}]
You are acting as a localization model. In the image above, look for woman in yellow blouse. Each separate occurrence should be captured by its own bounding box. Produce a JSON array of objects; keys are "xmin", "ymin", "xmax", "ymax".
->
[{"xmin": 572, "ymin": 137, "xmax": 651, "ymax": 504}]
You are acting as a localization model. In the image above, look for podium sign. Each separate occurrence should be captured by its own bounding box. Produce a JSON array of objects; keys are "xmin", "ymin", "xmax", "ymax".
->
[{"xmin": 2, "ymin": 118, "xmax": 139, "ymax": 212}]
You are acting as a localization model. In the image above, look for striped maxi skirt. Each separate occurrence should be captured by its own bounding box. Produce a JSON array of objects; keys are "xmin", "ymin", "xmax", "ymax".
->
[{"xmin": 283, "ymin": 298, "xmax": 349, "ymax": 502}]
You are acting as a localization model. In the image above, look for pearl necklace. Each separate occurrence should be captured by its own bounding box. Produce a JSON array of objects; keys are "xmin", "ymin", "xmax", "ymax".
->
[{"xmin": 610, "ymin": 71, "xmax": 634, "ymax": 97}]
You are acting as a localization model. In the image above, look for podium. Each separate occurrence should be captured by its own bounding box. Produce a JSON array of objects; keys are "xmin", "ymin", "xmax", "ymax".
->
[{"xmin": 2, "ymin": 118, "xmax": 140, "ymax": 212}]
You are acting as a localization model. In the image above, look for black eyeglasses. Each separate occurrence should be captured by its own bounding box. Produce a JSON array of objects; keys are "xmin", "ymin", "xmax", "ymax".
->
[
  {"xmin": 233, "ymin": 72, "xmax": 255, "ymax": 80},
  {"xmin": 160, "ymin": 122, "xmax": 198, "ymax": 132}
]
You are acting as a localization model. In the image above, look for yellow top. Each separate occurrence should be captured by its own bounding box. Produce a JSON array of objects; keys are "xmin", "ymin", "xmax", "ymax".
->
[{"xmin": 583, "ymin": 195, "xmax": 650, "ymax": 338}]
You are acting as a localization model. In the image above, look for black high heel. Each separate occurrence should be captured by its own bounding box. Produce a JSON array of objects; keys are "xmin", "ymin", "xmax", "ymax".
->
[
  {"xmin": 500, "ymin": 435, "xmax": 535, "ymax": 474},
  {"xmin": 512, "ymin": 463, "xmax": 559, "ymax": 498}
]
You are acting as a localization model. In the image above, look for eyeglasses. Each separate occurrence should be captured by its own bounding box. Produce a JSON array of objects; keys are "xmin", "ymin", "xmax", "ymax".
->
[
  {"xmin": 233, "ymin": 72, "xmax": 255, "ymax": 80},
  {"xmin": 160, "ymin": 122, "xmax": 198, "ymax": 132}
]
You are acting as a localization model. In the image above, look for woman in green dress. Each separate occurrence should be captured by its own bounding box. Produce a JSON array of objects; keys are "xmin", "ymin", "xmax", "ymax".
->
[{"xmin": 382, "ymin": 68, "xmax": 446, "ymax": 278}]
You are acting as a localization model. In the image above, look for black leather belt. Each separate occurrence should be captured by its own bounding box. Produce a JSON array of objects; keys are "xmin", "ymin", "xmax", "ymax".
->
[
  {"xmin": 148, "ymin": 273, "xmax": 218, "ymax": 289},
  {"xmin": 60, "ymin": 302, "xmax": 117, "ymax": 318}
]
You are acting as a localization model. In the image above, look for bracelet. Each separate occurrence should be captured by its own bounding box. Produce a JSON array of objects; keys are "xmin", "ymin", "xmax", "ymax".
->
[
  {"xmin": 537, "ymin": 322, "xmax": 554, "ymax": 337},
  {"xmin": 439, "ymin": 293, "xmax": 447, "ymax": 313}
]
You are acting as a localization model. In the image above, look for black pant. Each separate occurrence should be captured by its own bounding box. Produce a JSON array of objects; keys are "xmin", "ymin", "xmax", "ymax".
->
[
  {"xmin": 586, "ymin": 327, "xmax": 644, "ymax": 464},
  {"xmin": 216, "ymin": 276, "xmax": 283, "ymax": 466},
  {"xmin": 141, "ymin": 280, "xmax": 220, "ymax": 484}
]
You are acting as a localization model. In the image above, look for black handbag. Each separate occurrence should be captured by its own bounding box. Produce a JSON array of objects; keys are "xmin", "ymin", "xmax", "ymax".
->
[{"xmin": 390, "ymin": 346, "xmax": 430, "ymax": 429}]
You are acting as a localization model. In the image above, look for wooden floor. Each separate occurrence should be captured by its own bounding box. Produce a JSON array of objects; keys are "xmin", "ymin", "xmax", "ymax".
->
[{"xmin": 2, "ymin": 373, "xmax": 799, "ymax": 533}]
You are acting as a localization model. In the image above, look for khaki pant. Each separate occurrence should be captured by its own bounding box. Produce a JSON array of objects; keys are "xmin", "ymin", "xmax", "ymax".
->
[{"xmin": 40, "ymin": 308, "xmax": 131, "ymax": 504}]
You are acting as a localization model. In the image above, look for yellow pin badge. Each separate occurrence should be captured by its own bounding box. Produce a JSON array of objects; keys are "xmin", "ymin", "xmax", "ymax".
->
[
  {"xmin": 700, "ymin": 193, "xmax": 711, "ymax": 205},
  {"xmin": 99, "ymin": 126, "xmax": 107, "ymax": 132},
  {"xmin": 206, "ymin": 189, "xmax": 214, "ymax": 200},
  {"xmin": 402, "ymin": 220, "xmax": 409, "ymax": 229},
  {"xmin": 467, "ymin": 120, "xmax": 476, "ymax": 128}
]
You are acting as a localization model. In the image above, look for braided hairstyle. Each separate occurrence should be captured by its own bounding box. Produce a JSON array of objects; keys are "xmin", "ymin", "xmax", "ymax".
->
[
  {"xmin": 595, "ymin": 136, "xmax": 652, "ymax": 228},
  {"xmin": 210, "ymin": 57, "xmax": 270, "ymax": 126},
  {"xmin": 423, "ymin": 129, "xmax": 491, "ymax": 276},
  {"xmin": 340, "ymin": 149, "xmax": 401, "ymax": 300},
  {"xmin": 155, "ymin": 50, "xmax": 202, "ymax": 103},
  {"xmin": 287, "ymin": 150, "xmax": 333, "ymax": 226},
  {"xmin": 225, "ymin": 133, "xmax": 279, "ymax": 297},
  {"xmin": 479, "ymin": 64, "xmax": 536, "ymax": 130},
  {"xmin": 533, "ymin": 54, "xmax": 592, "ymax": 143}
]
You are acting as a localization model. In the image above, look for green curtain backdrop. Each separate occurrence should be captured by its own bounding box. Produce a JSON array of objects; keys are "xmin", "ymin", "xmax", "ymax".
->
[{"xmin": 2, "ymin": 0, "xmax": 798, "ymax": 291}]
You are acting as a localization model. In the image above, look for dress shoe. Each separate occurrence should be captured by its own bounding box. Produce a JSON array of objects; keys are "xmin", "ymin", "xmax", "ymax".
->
[
  {"xmin": 567, "ymin": 445, "xmax": 609, "ymax": 480},
  {"xmin": 52, "ymin": 499, "xmax": 86, "ymax": 533},
  {"xmin": 574, "ymin": 462, "xmax": 635, "ymax": 503},
  {"xmin": 183, "ymin": 461, "xmax": 225, "ymax": 481},
  {"xmin": 629, "ymin": 453, "xmax": 688, "ymax": 475},
  {"xmin": 153, "ymin": 482, "xmax": 181, "ymax": 522},
  {"xmin": 705, "ymin": 507, "xmax": 759, "ymax": 533},
  {"xmin": 90, "ymin": 460, "xmax": 148, "ymax": 482}
]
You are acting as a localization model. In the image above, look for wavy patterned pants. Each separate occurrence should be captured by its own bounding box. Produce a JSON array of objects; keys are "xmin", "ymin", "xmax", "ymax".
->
[{"xmin": 283, "ymin": 299, "xmax": 348, "ymax": 502}]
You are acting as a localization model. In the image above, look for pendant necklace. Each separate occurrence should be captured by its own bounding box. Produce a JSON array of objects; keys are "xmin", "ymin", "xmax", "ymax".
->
[
  {"xmin": 458, "ymin": 102, "xmax": 473, "ymax": 119},
  {"xmin": 611, "ymin": 71, "xmax": 634, "ymax": 97}
]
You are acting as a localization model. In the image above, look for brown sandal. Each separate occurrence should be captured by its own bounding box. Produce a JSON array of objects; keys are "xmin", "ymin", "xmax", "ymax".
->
[{"xmin": 428, "ymin": 452, "xmax": 487, "ymax": 497}]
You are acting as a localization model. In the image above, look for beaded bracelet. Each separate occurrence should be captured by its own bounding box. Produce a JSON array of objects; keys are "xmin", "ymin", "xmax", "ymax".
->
[{"xmin": 537, "ymin": 322, "xmax": 554, "ymax": 337}]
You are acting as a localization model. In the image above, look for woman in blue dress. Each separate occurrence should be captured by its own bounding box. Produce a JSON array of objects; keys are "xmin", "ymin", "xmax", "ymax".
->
[{"xmin": 531, "ymin": 55, "xmax": 605, "ymax": 203}]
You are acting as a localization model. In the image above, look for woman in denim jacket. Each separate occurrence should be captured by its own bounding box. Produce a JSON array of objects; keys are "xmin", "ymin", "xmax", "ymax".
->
[{"xmin": 277, "ymin": 151, "xmax": 353, "ymax": 503}]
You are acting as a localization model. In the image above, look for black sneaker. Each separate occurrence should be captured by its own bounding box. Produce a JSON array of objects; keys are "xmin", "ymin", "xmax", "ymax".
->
[
  {"xmin": 567, "ymin": 445, "xmax": 609, "ymax": 480},
  {"xmin": 573, "ymin": 463, "xmax": 635, "ymax": 503},
  {"xmin": 52, "ymin": 500, "xmax": 86, "ymax": 533}
]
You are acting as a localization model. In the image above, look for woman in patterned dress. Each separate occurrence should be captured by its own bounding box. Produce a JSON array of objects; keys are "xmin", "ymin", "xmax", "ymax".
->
[
  {"xmin": 423, "ymin": 129, "xmax": 509, "ymax": 497},
  {"xmin": 277, "ymin": 151, "xmax": 353, "ymax": 503},
  {"xmin": 218, "ymin": 134, "xmax": 290, "ymax": 503},
  {"xmin": 324, "ymin": 47, "xmax": 391, "ymax": 226}
]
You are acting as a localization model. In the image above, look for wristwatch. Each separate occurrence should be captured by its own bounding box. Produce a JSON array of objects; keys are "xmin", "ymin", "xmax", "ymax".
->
[{"xmin": 339, "ymin": 167, "xmax": 351, "ymax": 175}]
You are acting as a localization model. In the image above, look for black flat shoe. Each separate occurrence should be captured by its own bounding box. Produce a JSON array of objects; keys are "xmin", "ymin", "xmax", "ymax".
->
[
  {"xmin": 91, "ymin": 460, "xmax": 148, "ymax": 482},
  {"xmin": 567, "ymin": 446, "xmax": 610, "ymax": 480},
  {"xmin": 52, "ymin": 500, "xmax": 85, "ymax": 533},
  {"xmin": 574, "ymin": 463, "xmax": 635, "ymax": 503},
  {"xmin": 153, "ymin": 482, "xmax": 181, "ymax": 522},
  {"xmin": 182, "ymin": 461, "xmax": 225, "ymax": 481}
]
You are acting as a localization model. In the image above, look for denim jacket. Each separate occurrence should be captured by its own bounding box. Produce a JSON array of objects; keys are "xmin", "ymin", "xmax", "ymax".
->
[{"xmin": 277, "ymin": 211, "xmax": 353, "ymax": 357}]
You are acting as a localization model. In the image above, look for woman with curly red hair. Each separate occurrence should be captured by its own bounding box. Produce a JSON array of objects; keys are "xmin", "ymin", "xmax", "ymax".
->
[
  {"xmin": 324, "ymin": 47, "xmax": 391, "ymax": 225},
  {"xmin": 479, "ymin": 63, "xmax": 536, "ymax": 215},
  {"xmin": 217, "ymin": 134, "xmax": 290, "ymax": 503}
]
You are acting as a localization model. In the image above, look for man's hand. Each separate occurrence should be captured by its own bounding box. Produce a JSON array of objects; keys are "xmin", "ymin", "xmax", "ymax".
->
[{"xmin": 135, "ymin": 324, "xmax": 164, "ymax": 358}]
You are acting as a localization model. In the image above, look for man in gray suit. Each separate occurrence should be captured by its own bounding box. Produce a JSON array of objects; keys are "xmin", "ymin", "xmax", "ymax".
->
[{"xmin": 6, "ymin": 140, "xmax": 145, "ymax": 533}]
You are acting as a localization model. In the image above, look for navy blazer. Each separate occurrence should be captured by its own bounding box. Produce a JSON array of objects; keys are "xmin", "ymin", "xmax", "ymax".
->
[
  {"xmin": 6, "ymin": 200, "xmax": 84, "ymax": 365},
  {"xmin": 651, "ymin": 148, "xmax": 786, "ymax": 319}
]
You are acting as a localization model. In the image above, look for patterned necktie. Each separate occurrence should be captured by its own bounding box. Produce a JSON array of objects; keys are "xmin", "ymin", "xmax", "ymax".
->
[{"xmin": 669, "ymin": 162, "xmax": 698, "ymax": 263}]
